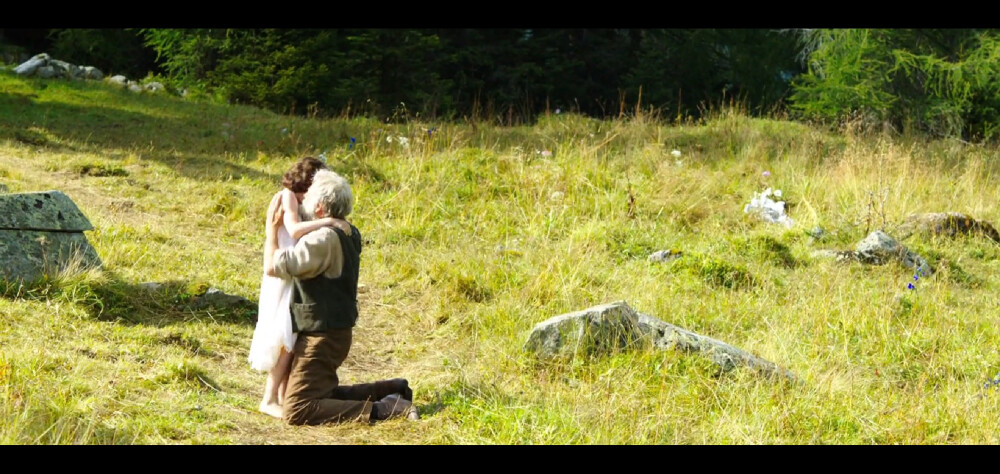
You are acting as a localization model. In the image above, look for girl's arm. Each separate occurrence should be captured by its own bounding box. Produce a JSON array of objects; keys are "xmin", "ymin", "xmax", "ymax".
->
[
  {"xmin": 263, "ymin": 192, "xmax": 283, "ymax": 274},
  {"xmin": 280, "ymin": 189, "xmax": 351, "ymax": 238}
]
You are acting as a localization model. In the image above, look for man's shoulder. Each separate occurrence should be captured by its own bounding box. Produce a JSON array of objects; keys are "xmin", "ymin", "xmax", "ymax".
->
[{"xmin": 300, "ymin": 226, "xmax": 339, "ymax": 244}]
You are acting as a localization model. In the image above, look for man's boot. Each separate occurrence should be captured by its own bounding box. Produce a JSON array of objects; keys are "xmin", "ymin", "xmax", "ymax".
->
[
  {"xmin": 371, "ymin": 393, "xmax": 420, "ymax": 421},
  {"xmin": 386, "ymin": 378, "xmax": 412, "ymax": 401}
]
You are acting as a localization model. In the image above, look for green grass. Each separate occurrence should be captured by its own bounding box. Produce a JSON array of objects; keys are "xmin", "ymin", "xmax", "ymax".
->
[{"xmin": 2, "ymin": 70, "xmax": 1000, "ymax": 444}]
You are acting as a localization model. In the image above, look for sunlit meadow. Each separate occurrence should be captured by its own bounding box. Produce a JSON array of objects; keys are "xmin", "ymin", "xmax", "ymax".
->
[{"xmin": 1, "ymin": 70, "xmax": 999, "ymax": 444}]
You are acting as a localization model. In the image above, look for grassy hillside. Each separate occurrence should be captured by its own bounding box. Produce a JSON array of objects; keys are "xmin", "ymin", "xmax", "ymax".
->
[{"xmin": 2, "ymin": 71, "xmax": 1000, "ymax": 444}]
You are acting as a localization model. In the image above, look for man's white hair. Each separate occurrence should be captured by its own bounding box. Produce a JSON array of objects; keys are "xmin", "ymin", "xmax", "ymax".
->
[{"xmin": 301, "ymin": 169, "xmax": 353, "ymax": 219}]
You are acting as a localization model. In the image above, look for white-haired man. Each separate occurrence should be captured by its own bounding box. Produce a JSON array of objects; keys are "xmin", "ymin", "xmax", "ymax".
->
[{"xmin": 264, "ymin": 169, "xmax": 418, "ymax": 425}]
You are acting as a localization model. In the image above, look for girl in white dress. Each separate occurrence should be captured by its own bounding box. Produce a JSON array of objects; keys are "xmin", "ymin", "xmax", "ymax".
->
[{"xmin": 249, "ymin": 157, "xmax": 349, "ymax": 418}]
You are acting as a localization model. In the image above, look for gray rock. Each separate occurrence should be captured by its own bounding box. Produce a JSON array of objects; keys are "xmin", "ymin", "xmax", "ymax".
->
[
  {"xmin": 144, "ymin": 82, "xmax": 165, "ymax": 92},
  {"xmin": 0, "ymin": 190, "xmax": 94, "ymax": 231},
  {"xmin": 189, "ymin": 287, "xmax": 252, "ymax": 310},
  {"xmin": 14, "ymin": 53, "xmax": 48, "ymax": 76},
  {"xmin": 139, "ymin": 282, "xmax": 164, "ymax": 291},
  {"xmin": 108, "ymin": 75, "xmax": 128, "ymax": 86},
  {"xmin": 806, "ymin": 226, "xmax": 827, "ymax": 241},
  {"xmin": 634, "ymin": 311, "xmax": 796, "ymax": 380},
  {"xmin": 525, "ymin": 301, "xmax": 796, "ymax": 381},
  {"xmin": 0, "ymin": 191, "xmax": 102, "ymax": 282},
  {"xmin": 48, "ymin": 59, "xmax": 74, "ymax": 78},
  {"xmin": 82, "ymin": 66, "xmax": 103, "ymax": 80},
  {"xmin": 524, "ymin": 301, "xmax": 644, "ymax": 359},
  {"xmin": 128, "ymin": 82, "xmax": 142, "ymax": 93},
  {"xmin": 35, "ymin": 65, "xmax": 56, "ymax": 79},
  {"xmin": 856, "ymin": 230, "xmax": 933, "ymax": 275},
  {"xmin": 648, "ymin": 249, "xmax": 683, "ymax": 263}
]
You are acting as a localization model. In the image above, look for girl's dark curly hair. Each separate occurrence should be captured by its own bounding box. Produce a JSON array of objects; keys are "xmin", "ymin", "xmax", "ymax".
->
[{"xmin": 281, "ymin": 156, "xmax": 328, "ymax": 193}]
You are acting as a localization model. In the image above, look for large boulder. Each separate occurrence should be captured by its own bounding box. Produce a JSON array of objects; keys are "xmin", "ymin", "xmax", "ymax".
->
[
  {"xmin": 524, "ymin": 301, "xmax": 644, "ymax": 359},
  {"xmin": 525, "ymin": 301, "xmax": 795, "ymax": 380},
  {"xmin": 0, "ymin": 191, "xmax": 102, "ymax": 282},
  {"xmin": 13, "ymin": 53, "xmax": 49, "ymax": 76}
]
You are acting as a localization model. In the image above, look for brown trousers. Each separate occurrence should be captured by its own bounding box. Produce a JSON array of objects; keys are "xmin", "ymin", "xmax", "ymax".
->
[{"xmin": 283, "ymin": 328, "xmax": 399, "ymax": 425}]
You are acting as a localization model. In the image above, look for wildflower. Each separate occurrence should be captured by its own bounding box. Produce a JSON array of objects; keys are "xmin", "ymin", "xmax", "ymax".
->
[
  {"xmin": 318, "ymin": 153, "xmax": 327, "ymax": 163},
  {"xmin": 540, "ymin": 150, "xmax": 552, "ymax": 157},
  {"xmin": 762, "ymin": 170, "xmax": 771, "ymax": 178},
  {"xmin": 774, "ymin": 189, "xmax": 782, "ymax": 198},
  {"xmin": 387, "ymin": 136, "xmax": 393, "ymax": 143},
  {"xmin": 907, "ymin": 283, "xmax": 915, "ymax": 290},
  {"xmin": 671, "ymin": 149, "xmax": 682, "ymax": 158},
  {"xmin": 427, "ymin": 127, "xmax": 436, "ymax": 137},
  {"xmin": 348, "ymin": 137, "xmax": 356, "ymax": 149},
  {"xmin": 555, "ymin": 108, "xmax": 561, "ymax": 114},
  {"xmin": 398, "ymin": 136, "xmax": 409, "ymax": 147},
  {"xmin": 281, "ymin": 128, "xmax": 288, "ymax": 135}
]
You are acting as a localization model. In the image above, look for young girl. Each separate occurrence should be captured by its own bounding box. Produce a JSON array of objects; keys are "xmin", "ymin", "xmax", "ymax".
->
[{"xmin": 249, "ymin": 156, "xmax": 350, "ymax": 418}]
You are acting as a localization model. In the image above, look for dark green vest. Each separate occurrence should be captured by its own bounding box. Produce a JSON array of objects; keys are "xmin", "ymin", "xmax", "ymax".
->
[{"xmin": 290, "ymin": 225, "xmax": 362, "ymax": 333}]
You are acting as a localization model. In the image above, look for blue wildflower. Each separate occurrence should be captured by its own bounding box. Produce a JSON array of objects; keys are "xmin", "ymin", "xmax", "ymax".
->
[
  {"xmin": 907, "ymin": 283, "xmax": 915, "ymax": 290},
  {"xmin": 348, "ymin": 137, "xmax": 356, "ymax": 149}
]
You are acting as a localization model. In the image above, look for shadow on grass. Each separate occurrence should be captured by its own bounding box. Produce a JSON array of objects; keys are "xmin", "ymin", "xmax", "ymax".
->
[
  {"xmin": 0, "ymin": 269, "xmax": 258, "ymax": 327},
  {"xmin": 0, "ymin": 88, "xmax": 281, "ymax": 184}
]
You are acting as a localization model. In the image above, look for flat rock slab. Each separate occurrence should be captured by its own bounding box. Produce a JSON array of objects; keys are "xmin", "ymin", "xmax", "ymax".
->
[
  {"xmin": 0, "ymin": 191, "xmax": 101, "ymax": 282},
  {"xmin": 524, "ymin": 300, "xmax": 795, "ymax": 381},
  {"xmin": 189, "ymin": 288, "xmax": 253, "ymax": 310},
  {"xmin": 634, "ymin": 311, "xmax": 796, "ymax": 380},
  {"xmin": 897, "ymin": 212, "xmax": 1000, "ymax": 243}
]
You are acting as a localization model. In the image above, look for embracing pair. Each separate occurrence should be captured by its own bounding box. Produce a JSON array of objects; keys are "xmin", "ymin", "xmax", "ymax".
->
[{"xmin": 248, "ymin": 157, "xmax": 418, "ymax": 425}]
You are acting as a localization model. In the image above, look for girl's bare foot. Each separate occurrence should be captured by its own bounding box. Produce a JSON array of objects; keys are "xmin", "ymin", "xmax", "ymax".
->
[{"xmin": 259, "ymin": 401, "xmax": 283, "ymax": 419}]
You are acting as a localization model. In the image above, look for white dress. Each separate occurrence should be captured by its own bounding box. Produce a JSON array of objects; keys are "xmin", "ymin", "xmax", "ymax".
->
[{"xmin": 248, "ymin": 223, "xmax": 297, "ymax": 372}]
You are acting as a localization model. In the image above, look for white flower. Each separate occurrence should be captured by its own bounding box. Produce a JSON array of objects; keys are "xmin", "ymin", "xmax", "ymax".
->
[
  {"xmin": 555, "ymin": 108, "xmax": 561, "ymax": 114},
  {"xmin": 386, "ymin": 136, "xmax": 393, "ymax": 143},
  {"xmin": 774, "ymin": 189, "xmax": 783, "ymax": 198},
  {"xmin": 398, "ymin": 136, "xmax": 409, "ymax": 147},
  {"xmin": 671, "ymin": 149, "xmax": 682, "ymax": 158}
]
